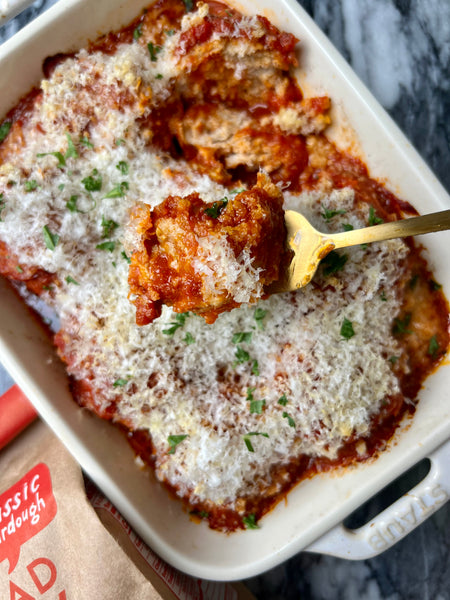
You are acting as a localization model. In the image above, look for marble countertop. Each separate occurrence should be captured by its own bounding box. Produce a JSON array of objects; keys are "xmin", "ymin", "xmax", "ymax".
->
[{"xmin": 0, "ymin": 1, "xmax": 449, "ymax": 599}]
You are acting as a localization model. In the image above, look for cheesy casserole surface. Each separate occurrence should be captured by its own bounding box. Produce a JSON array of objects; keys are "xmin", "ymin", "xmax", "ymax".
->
[{"xmin": 0, "ymin": 0, "xmax": 448, "ymax": 531}]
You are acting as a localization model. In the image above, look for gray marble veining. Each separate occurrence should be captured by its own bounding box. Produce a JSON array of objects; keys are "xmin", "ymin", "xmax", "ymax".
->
[{"xmin": 0, "ymin": 1, "xmax": 449, "ymax": 599}]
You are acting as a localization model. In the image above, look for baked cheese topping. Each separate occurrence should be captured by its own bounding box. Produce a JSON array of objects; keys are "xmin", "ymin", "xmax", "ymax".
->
[{"xmin": 0, "ymin": 1, "xmax": 445, "ymax": 525}]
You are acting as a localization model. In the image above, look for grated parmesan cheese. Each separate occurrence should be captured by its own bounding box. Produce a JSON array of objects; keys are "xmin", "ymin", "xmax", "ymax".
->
[{"xmin": 0, "ymin": 4, "xmax": 411, "ymax": 510}]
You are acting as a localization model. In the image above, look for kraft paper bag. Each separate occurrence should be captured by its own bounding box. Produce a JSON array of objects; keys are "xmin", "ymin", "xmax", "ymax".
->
[{"xmin": 0, "ymin": 420, "xmax": 163, "ymax": 599}]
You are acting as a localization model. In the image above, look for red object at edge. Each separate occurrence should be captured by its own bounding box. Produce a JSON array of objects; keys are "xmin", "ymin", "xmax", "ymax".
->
[{"xmin": 0, "ymin": 384, "xmax": 38, "ymax": 450}]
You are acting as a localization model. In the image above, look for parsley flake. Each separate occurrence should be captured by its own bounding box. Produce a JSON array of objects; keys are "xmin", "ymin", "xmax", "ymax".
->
[
  {"xmin": 163, "ymin": 312, "xmax": 189, "ymax": 335},
  {"xmin": 168, "ymin": 434, "xmax": 189, "ymax": 454},
  {"xmin": 82, "ymin": 170, "xmax": 102, "ymax": 192},
  {"xmin": 121, "ymin": 250, "xmax": 131, "ymax": 264},
  {"xmin": 115, "ymin": 138, "xmax": 126, "ymax": 146},
  {"xmin": 113, "ymin": 378, "xmax": 129, "ymax": 387},
  {"xmin": 368, "ymin": 206, "xmax": 384, "ymax": 226},
  {"xmin": 0, "ymin": 121, "xmax": 12, "ymax": 143},
  {"xmin": 427, "ymin": 334, "xmax": 440, "ymax": 358},
  {"xmin": 103, "ymin": 181, "xmax": 128, "ymax": 199},
  {"xmin": 243, "ymin": 432, "xmax": 269, "ymax": 452},
  {"xmin": 251, "ymin": 360, "xmax": 260, "ymax": 376},
  {"xmin": 392, "ymin": 313, "xmax": 413, "ymax": 335},
  {"xmin": 204, "ymin": 198, "xmax": 228, "ymax": 219},
  {"xmin": 322, "ymin": 250, "xmax": 348, "ymax": 276},
  {"xmin": 254, "ymin": 307, "xmax": 267, "ymax": 330},
  {"xmin": 116, "ymin": 161, "xmax": 129, "ymax": 175},
  {"xmin": 234, "ymin": 346, "xmax": 250, "ymax": 366},
  {"xmin": 79, "ymin": 136, "xmax": 94, "ymax": 149},
  {"xmin": 96, "ymin": 241, "xmax": 116, "ymax": 252},
  {"xmin": 243, "ymin": 514, "xmax": 260, "ymax": 529},
  {"xmin": 321, "ymin": 205, "xmax": 346, "ymax": 222},
  {"xmin": 133, "ymin": 24, "xmax": 142, "ymax": 39},
  {"xmin": 389, "ymin": 355, "xmax": 400, "ymax": 364},
  {"xmin": 65, "ymin": 275, "xmax": 79, "ymax": 285},
  {"xmin": 342, "ymin": 223, "xmax": 354, "ymax": 231},
  {"xmin": 282, "ymin": 411, "xmax": 296, "ymax": 428},
  {"xmin": 16, "ymin": 265, "xmax": 23, "ymax": 273},
  {"xmin": 66, "ymin": 195, "xmax": 80, "ymax": 212},
  {"xmin": 278, "ymin": 394, "xmax": 288, "ymax": 406},
  {"xmin": 36, "ymin": 151, "xmax": 66, "ymax": 169},
  {"xmin": 340, "ymin": 318, "xmax": 355, "ymax": 339},
  {"xmin": 183, "ymin": 332, "xmax": 195, "ymax": 345},
  {"xmin": 429, "ymin": 279, "xmax": 442, "ymax": 291},
  {"xmin": 65, "ymin": 133, "xmax": 79, "ymax": 159},
  {"xmin": 42, "ymin": 225, "xmax": 59, "ymax": 251},
  {"xmin": 250, "ymin": 399, "xmax": 265, "ymax": 414},
  {"xmin": 182, "ymin": 0, "xmax": 194, "ymax": 11},
  {"xmin": 101, "ymin": 216, "xmax": 119, "ymax": 238},
  {"xmin": 232, "ymin": 331, "xmax": 252, "ymax": 344},
  {"xmin": 24, "ymin": 180, "xmax": 38, "ymax": 192},
  {"xmin": 147, "ymin": 42, "xmax": 162, "ymax": 61}
]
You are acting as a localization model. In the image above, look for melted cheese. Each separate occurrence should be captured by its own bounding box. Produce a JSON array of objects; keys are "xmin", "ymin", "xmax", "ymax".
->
[{"xmin": 0, "ymin": 5, "xmax": 410, "ymax": 509}]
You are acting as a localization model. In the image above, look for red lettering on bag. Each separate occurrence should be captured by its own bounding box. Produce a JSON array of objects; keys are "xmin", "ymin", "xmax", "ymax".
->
[
  {"xmin": 27, "ymin": 557, "xmax": 57, "ymax": 593},
  {"xmin": 9, "ymin": 581, "xmax": 35, "ymax": 600},
  {"xmin": 0, "ymin": 464, "xmax": 57, "ymax": 573}
]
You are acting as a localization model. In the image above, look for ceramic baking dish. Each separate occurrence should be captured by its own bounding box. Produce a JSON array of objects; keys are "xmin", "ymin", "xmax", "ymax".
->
[{"xmin": 0, "ymin": 0, "xmax": 449, "ymax": 581}]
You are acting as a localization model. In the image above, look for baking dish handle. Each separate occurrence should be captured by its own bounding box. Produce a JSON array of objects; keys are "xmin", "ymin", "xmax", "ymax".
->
[{"xmin": 305, "ymin": 439, "xmax": 450, "ymax": 559}]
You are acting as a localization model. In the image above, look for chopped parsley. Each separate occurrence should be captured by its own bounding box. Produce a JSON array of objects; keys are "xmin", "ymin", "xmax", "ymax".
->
[
  {"xmin": 79, "ymin": 136, "xmax": 94, "ymax": 149},
  {"xmin": 429, "ymin": 279, "xmax": 442, "ymax": 291},
  {"xmin": 368, "ymin": 206, "xmax": 384, "ymax": 226},
  {"xmin": 182, "ymin": 0, "xmax": 194, "ymax": 11},
  {"xmin": 204, "ymin": 198, "xmax": 228, "ymax": 219},
  {"xmin": 251, "ymin": 360, "xmax": 260, "ymax": 376},
  {"xmin": 254, "ymin": 307, "xmax": 267, "ymax": 330},
  {"xmin": 242, "ymin": 514, "xmax": 259, "ymax": 529},
  {"xmin": 0, "ymin": 194, "xmax": 5, "ymax": 221},
  {"xmin": 233, "ymin": 346, "xmax": 250, "ymax": 366},
  {"xmin": 96, "ymin": 241, "xmax": 116, "ymax": 252},
  {"xmin": 121, "ymin": 250, "xmax": 131, "ymax": 264},
  {"xmin": 321, "ymin": 205, "xmax": 346, "ymax": 222},
  {"xmin": 36, "ymin": 151, "xmax": 66, "ymax": 169},
  {"xmin": 342, "ymin": 223, "xmax": 354, "ymax": 231},
  {"xmin": 427, "ymin": 334, "xmax": 440, "ymax": 358},
  {"xmin": 232, "ymin": 331, "xmax": 253, "ymax": 344},
  {"xmin": 42, "ymin": 225, "xmax": 59, "ymax": 251},
  {"xmin": 165, "ymin": 29, "xmax": 175, "ymax": 36},
  {"xmin": 409, "ymin": 274, "xmax": 419, "ymax": 289},
  {"xmin": 183, "ymin": 332, "xmax": 195, "ymax": 345},
  {"xmin": 163, "ymin": 312, "xmax": 189, "ymax": 335},
  {"xmin": 392, "ymin": 313, "xmax": 413, "ymax": 335},
  {"xmin": 147, "ymin": 42, "xmax": 162, "ymax": 62},
  {"xmin": 115, "ymin": 138, "xmax": 126, "ymax": 146},
  {"xmin": 340, "ymin": 317, "xmax": 355, "ymax": 339},
  {"xmin": 282, "ymin": 411, "xmax": 296, "ymax": 428},
  {"xmin": 250, "ymin": 399, "xmax": 265, "ymax": 414},
  {"xmin": 103, "ymin": 181, "xmax": 128, "ymax": 199},
  {"xmin": 65, "ymin": 275, "xmax": 79, "ymax": 285},
  {"xmin": 389, "ymin": 355, "xmax": 400, "ymax": 364},
  {"xmin": 133, "ymin": 23, "xmax": 142, "ymax": 39},
  {"xmin": 113, "ymin": 378, "xmax": 129, "ymax": 387},
  {"xmin": 65, "ymin": 133, "xmax": 79, "ymax": 159},
  {"xmin": 380, "ymin": 290, "xmax": 387, "ymax": 301},
  {"xmin": 16, "ymin": 265, "xmax": 23, "ymax": 273},
  {"xmin": 66, "ymin": 195, "xmax": 80, "ymax": 212},
  {"xmin": 0, "ymin": 121, "xmax": 12, "ymax": 143},
  {"xmin": 243, "ymin": 432, "xmax": 269, "ymax": 452},
  {"xmin": 24, "ymin": 180, "xmax": 38, "ymax": 192},
  {"xmin": 167, "ymin": 434, "xmax": 189, "ymax": 454},
  {"xmin": 116, "ymin": 160, "xmax": 129, "ymax": 175},
  {"xmin": 278, "ymin": 394, "xmax": 288, "ymax": 406},
  {"xmin": 155, "ymin": 73, "xmax": 163, "ymax": 79},
  {"xmin": 322, "ymin": 250, "xmax": 348, "ymax": 276},
  {"xmin": 82, "ymin": 170, "xmax": 102, "ymax": 192},
  {"xmin": 101, "ymin": 216, "xmax": 119, "ymax": 238}
]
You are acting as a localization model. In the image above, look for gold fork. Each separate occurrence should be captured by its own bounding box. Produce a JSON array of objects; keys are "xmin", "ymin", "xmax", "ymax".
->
[{"xmin": 270, "ymin": 209, "xmax": 450, "ymax": 293}]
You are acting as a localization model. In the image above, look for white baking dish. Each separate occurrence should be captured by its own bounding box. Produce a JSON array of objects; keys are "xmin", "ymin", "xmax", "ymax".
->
[{"xmin": 0, "ymin": 0, "xmax": 449, "ymax": 581}]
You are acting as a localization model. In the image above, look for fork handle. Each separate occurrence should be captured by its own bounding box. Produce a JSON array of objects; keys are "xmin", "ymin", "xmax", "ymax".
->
[{"xmin": 330, "ymin": 210, "xmax": 450, "ymax": 250}]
